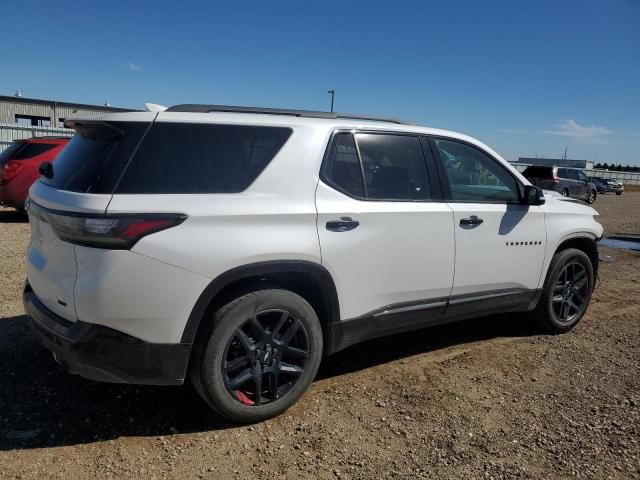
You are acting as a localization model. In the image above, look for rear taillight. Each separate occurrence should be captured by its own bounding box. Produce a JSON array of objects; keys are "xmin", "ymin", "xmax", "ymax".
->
[
  {"xmin": 551, "ymin": 175, "xmax": 560, "ymax": 184},
  {"xmin": 1, "ymin": 161, "xmax": 23, "ymax": 181},
  {"xmin": 28, "ymin": 201, "xmax": 186, "ymax": 249}
]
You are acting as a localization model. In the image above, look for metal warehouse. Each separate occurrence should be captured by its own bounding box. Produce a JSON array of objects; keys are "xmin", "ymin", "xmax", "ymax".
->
[{"xmin": 0, "ymin": 94, "xmax": 131, "ymax": 151}]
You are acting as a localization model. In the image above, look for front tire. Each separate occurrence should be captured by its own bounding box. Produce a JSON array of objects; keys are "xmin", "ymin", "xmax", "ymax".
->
[
  {"xmin": 190, "ymin": 289, "xmax": 323, "ymax": 423},
  {"xmin": 530, "ymin": 248, "xmax": 594, "ymax": 334},
  {"xmin": 587, "ymin": 189, "xmax": 596, "ymax": 204}
]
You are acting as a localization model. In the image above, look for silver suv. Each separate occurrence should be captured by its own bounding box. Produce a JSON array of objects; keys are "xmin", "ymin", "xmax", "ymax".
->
[{"xmin": 522, "ymin": 165, "xmax": 597, "ymax": 203}]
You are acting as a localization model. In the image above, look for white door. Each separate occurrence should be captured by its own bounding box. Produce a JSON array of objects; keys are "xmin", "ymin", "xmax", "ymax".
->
[
  {"xmin": 430, "ymin": 138, "xmax": 546, "ymax": 298},
  {"xmin": 315, "ymin": 132, "xmax": 455, "ymax": 322}
]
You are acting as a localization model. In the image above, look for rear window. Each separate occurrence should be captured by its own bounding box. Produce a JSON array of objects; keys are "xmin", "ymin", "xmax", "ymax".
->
[
  {"xmin": 0, "ymin": 142, "xmax": 24, "ymax": 164},
  {"xmin": 522, "ymin": 166, "xmax": 553, "ymax": 178},
  {"xmin": 13, "ymin": 143, "xmax": 58, "ymax": 160},
  {"xmin": 115, "ymin": 123, "xmax": 292, "ymax": 194},
  {"xmin": 42, "ymin": 122, "xmax": 149, "ymax": 194}
]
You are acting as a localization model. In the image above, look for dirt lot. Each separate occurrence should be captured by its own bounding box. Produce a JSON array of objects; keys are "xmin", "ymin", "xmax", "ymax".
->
[{"xmin": 1, "ymin": 194, "xmax": 638, "ymax": 479}]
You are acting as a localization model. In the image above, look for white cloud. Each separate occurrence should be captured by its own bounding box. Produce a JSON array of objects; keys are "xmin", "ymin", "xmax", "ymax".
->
[
  {"xmin": 541, "ymin": 119, "xmax": 612, "ymax": 138},
  {"xmin": 128, "ymin": 62, "xmax": 143, "ymax": 72}
]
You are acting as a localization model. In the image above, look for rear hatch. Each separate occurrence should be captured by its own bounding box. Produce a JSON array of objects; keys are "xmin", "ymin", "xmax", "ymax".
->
[
  {"xmin": 25, "ymin": 113, "xmax": 156, "ymax": 321},
  {"xmin": 522, "ymin": 166, "xmax": 557, "ymax": 189}
]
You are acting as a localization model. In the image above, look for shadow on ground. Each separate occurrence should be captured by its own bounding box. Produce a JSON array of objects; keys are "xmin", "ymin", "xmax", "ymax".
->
[
  {"xmin": 0, "ymin": 209, "xmax": 28, "ymax": 223},
  {"xmin": 0, "ymin": 312, "xmax": 537, "ymax": 451}
]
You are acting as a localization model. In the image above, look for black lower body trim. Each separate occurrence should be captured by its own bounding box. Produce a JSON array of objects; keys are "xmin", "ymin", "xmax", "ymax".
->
[
  {"xmin": 23, "ymin": 282, "xmax": 191, "ymax": 386},
  {"xmin": 333, "ymin": 288, "xmax": 541, "ymax": 353}
]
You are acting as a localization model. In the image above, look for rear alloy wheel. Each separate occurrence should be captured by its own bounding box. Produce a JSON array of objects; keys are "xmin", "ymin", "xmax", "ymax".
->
[
  {"xmin": 190, "ymin": 289, "xmax": 322, "ymax": 423},
  {"xmin": 530, "ymin": 248, "xmax": 594, "ymax": 333},
  {"xmin": 587, "ymin": 190, "xmax": 596, "ymax": 204},
  {"xmin": 223, "ymin": 309, "xmax": 309, "ymax": 406}
]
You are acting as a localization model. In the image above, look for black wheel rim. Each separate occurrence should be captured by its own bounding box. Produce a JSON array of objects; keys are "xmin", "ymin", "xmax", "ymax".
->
[
  {"xmin": 222, "ymin": 309, "xmax": 309, "ymax": 406},
  {"xmin": 551, "ymin": 262, "xmax": 589, "ymax": 324}
]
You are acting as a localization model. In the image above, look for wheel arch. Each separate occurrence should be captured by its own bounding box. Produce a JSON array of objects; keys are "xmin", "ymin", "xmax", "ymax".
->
[
  {"xmin": 552, "ymin": 234, "xmax": 599, "ymax": 279},
  {"xmin": 182, "ymin": 260, "xmax": 341, "ymax": 355}
]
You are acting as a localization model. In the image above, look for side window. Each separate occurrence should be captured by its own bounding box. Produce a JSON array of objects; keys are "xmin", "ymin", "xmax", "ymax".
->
[
  {"xmin": 557, "ymin": 168, "xmax": 568, "ymax": 178},
  {"xmin": 355, "ymin": 134, "xmax": 430, "ymax": 200},
  {"xmin": 566, "ymin": 169, "xmax": 579, "ymax": 181},
  {"xmin": 577, "ymin": 171, "xmax": 588, "ymax": 182},
  {"xmin": 116, "ymin": 124, "xmax": 292, "ymax": 194},
  {"xmin": 322, "ymin": 133, "xmax": 364, "ymax": 197},
  {"xmin": 434, "ymin": 138, "xmax": 520, "ymax": 203}
]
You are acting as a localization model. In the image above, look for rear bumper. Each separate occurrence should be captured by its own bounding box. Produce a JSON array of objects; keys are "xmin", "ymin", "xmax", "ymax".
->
[
  {"xmin": 23, "ymin": 282, "xmax": 191, "ymax": 385},
  {"xmin": 0, "ymin": 190, "xmax": 25, "ymax": 209}
]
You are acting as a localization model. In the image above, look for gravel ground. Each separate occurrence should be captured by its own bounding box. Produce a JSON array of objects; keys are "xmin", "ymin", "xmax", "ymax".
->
[{"xmin": 0, "ymin": 194, "xmax": 639, "ymax": 479}]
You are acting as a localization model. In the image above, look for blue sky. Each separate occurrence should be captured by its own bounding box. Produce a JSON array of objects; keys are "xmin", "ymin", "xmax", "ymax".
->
[{"xmin": 2, "ymin": 0, "xmax": 639, "ymax": 164}]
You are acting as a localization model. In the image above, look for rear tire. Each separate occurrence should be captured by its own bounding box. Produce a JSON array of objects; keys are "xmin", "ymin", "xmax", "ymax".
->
[
  {"xmin": 616, "ymin": 192, "xmax": 622, "ymax": 196},
  {"xmin": 561, "ymin": 189, "xmax": 569, "ymax": 197},
  {"xmin": 530, "ymin": 248, "xmax": 594, "ymax": 334},
  {"xmin": 190, "ymin": 289, "xmax": 323, "ymax": 423}
]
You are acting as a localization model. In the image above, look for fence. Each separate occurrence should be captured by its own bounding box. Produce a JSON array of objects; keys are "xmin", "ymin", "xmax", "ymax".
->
[
  {"xmin": 588, "ymin": 169, "xmax": 640, "ymax": 186},
  {"xmin": 0, "ymin": 122, "xmax": 74, "ymax": 151}
]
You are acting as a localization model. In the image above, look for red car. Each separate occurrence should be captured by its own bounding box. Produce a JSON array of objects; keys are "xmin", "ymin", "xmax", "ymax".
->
[{"xmin": 0, "ymin": 137, "xmax": 70, "ymax": 211}]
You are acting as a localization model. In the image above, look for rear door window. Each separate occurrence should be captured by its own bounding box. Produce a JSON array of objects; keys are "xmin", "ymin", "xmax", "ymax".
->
[
  {"xmin": 356, "ymin": 133, "xmax": 431, "ymax": 200},
  {"xmin": 566, "ymin": 169, "xmax": 580, "ymax": 180},
  {"xmin": 557, "ymin": 168, "xmax": 568, "ymax": 178},
  {"xmin": 115, "ymin": 123, "xmax": 292, "ymax": 194}
]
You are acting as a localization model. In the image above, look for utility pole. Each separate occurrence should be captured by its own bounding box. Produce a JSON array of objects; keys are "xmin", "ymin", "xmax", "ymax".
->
[
  {"xmin": 562, "ymin": 146, "xmax": 567, "ymax": 160},
  {"xmin": 327, "ymin": 90, "xmax": 335, "ymax": 112}
]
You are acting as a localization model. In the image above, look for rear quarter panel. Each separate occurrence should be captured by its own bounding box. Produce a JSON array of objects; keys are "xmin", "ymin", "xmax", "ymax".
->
[{"xmin": 107, "ymin": 124, "xmax": 328, "ymax": 280}]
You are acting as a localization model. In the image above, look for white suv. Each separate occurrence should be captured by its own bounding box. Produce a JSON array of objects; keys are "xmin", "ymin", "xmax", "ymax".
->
[{"xmin": 23, "ymin": 105, "xmax": 603, "ymax": 422}]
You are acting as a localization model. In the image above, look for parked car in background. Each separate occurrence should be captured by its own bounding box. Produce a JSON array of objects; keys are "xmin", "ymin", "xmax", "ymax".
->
[
  {"xmin": 587, "ymin": 176, "xmax": 610, "ymax": 194},
  {"xmin": 0, "ymin": 137, "xmax": 70, "ymax": 211},
  {"xmin": 605, "ymin": 178, "xmax": 624, "ymax": 195},
  {"xmin": 22, "ymin": 105, "xmax": 603, "ymax": 423},
  {"xmin": 522, "ymin": 166, "xmax": 597, "ymax": 204}
]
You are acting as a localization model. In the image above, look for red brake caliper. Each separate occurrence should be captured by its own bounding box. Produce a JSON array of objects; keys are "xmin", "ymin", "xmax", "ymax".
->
[{"xmin": 235, "ymin": 390, "xmax": 254, "ymax": 406}]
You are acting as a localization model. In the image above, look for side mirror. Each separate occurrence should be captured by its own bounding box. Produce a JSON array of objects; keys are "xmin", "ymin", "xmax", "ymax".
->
[
  {"xmin": 39, "ymin": 161, "xmax": 53, "ymax": 179},
  {"xmin": 522, "ymin": 185, "xmax": 545, "ymax": 205}
]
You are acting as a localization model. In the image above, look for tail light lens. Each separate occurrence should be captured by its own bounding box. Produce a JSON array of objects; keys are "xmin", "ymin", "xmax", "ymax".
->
[
  {"xmin": 551, "ymin": 175, "xmax": 560, "ymax": 184},
  {"xmin": 27, "ymin": 201, "xmax": 186, "ymax": 249},
  {"xmin": 1, "ymin": 161, "xmax": 24, "ymax": 181}
]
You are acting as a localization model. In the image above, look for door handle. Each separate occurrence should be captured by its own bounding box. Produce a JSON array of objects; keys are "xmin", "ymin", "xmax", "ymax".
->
[
  {"xmin": 459, "ymin": 215, "xmax": 483, "ymax": 227},
  {"xmin": 326, "ymin": 217, "xmax": 359, "ymax": 232}
]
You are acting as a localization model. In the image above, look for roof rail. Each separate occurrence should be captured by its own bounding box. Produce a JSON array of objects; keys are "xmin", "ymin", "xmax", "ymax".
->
[{"xmin": 164, "ymin": 104, "xmax": 411, "ymax": 125}]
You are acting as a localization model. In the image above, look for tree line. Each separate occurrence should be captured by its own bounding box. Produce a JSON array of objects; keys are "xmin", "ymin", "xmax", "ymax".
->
[{"xmin": 593, "ymin": 163, "xmax": 640, "ymax": 172}]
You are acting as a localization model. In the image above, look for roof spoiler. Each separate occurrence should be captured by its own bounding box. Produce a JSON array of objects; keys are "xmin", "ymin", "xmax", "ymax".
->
[{"xmin": 144, "ymin": 103, "xmax": 168, "ymax": 112}]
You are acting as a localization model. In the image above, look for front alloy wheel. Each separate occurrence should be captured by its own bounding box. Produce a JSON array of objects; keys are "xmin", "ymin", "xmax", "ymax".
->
[
  {"xmin": 551, "ymin": 262, "xmax": 589, "ymax": 324},
  {"xmin": 530, "ymin": 248, "xmax": 594, "ymax": 333}
]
